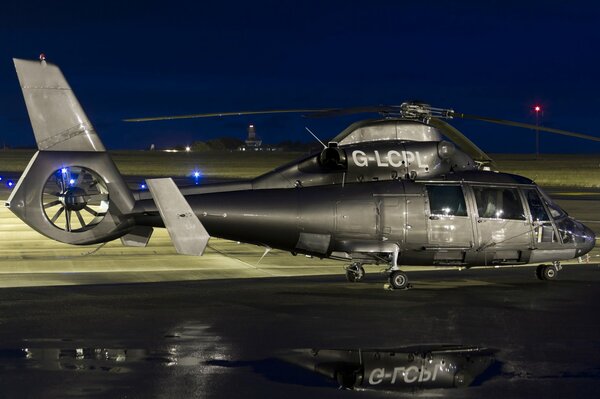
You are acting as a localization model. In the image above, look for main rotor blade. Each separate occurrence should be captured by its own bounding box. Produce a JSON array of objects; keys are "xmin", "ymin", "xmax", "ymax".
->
[
  {"xmin": 451, "ymin": 112, "xmax": 600, "ymax": 142},
  {"xmin": 304, "ymin": 106, "xmax": 398, "ymax": 118},
  {"xmin": 429, "ymin": 118, "xmax": 495, "ymax": 167},
  {"xmin": 124, "ymin": 109, "xmax": 330, "ymax": 122}
]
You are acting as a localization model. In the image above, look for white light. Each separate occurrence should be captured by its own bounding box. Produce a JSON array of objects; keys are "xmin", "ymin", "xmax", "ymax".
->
[
  {"xmin": 61, "ymin": 168, "xmax": 68, "ymax": 174},
  {"xmin": 185, "ymin": 146, "xmax": 191, "ymax": 152},
  {"xmin": 193, "ymin": 171, "xmax": 200, "ymax": 178},
  {"xmin": 69, "ymin": 179, "xmax": 75, "ymax": 185}
]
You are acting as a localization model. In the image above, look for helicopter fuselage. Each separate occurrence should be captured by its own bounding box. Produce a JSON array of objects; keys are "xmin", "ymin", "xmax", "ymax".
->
[{"xmin": 133, "ymin": 170, "xmax": 595, "ymax": 269}]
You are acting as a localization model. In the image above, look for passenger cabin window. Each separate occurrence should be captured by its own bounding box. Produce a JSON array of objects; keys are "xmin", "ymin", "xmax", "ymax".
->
[
  {"xmin": 426, "ymin": 185, "xmax": 468, "ymax": 217},
  {"xmin": 524, "ymin": 189, "xmax": 550, "ymax": 222},
  {"xmin": 473, "ymin": 186, "xmax": 526, "ymax": 220}
]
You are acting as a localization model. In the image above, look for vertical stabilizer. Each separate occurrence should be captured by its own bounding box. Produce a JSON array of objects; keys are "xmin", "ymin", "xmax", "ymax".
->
[{"xmin": 13, "ymin": 58, "xmax": 105, "ymax": 151}]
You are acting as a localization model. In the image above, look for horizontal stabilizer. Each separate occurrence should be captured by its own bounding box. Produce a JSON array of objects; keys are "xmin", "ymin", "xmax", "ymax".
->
[{"xmin": 146, "ymin": 178, "xmax": 210, "ymax": 256}]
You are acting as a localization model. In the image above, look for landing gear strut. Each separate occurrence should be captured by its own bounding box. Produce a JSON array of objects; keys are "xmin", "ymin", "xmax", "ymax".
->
[
  {"xmin": 536, "ymin": 261, "xmax": 562, "ymax": 281},
  {"xmin": 345, "ymin": 262, "xmax": 365, "ymax": 282},
  {"xmin": 385, "ymin": 245, "xmax": 410, "ymax": 290}
]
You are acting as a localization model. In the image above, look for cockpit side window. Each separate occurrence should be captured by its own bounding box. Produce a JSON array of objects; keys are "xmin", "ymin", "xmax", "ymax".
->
[
  {"xmin": 426, "ymin": 185, "xmax": 468, "ymax": 217},
  {"xmin": 472, "ymin": 186, "xmax": 526, "ymax": 220},
  {"xmin": 524, "ymin": 189, "xmax": 550, "ymax": 222}
]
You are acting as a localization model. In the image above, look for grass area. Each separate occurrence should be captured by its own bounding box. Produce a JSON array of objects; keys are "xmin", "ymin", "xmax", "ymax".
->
[
  {"xmin": 1, "ymin": 149, "xmax": 600, "ymax": 187},
  {"xmin": 0, "ymin": 149, "xmax": 307, "ymax": 179},
  {"xmin": 110, "ymin": 150, "xmax": 307, "ymax": 178},
  {"xmin": 492, "ymin": 154, "xmax": 600, "ymax": 188}
]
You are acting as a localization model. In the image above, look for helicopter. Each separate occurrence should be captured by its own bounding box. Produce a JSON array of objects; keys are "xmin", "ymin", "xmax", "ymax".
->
[{"xmin": 5, "ymin": 57, "xmax": 597, "ymax": 290}]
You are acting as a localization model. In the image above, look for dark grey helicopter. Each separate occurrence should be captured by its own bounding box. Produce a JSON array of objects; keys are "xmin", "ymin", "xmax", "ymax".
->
[{"xmin": 6, "ymin": 58, "xmax": 597, "ymax": 289}]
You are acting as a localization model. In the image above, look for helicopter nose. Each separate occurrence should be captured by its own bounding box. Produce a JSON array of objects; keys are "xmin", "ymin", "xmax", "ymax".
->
[{"xmin": 579, "ymin": 223, "xmax": 596, "ymax": 257}]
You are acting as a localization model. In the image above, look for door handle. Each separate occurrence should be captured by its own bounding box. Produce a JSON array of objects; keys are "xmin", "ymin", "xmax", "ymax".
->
[
  {"xmin": 429, "ymin": 215, "xmax": 440, "ymax": 220},
  {"xmin": 477, "ymin": 219, "xmax": 483, "ymax": 223}
]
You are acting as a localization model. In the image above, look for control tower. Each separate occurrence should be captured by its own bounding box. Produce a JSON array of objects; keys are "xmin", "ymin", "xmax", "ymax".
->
[{"xmin": 245, "ymin": 124, "xmax": 262, "ymax": 148}]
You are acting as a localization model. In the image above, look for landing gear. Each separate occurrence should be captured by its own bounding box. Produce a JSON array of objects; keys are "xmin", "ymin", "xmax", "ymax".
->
[
  {"xmin": 389, "ymin": 270, "xmax": 409, "ymax": 290},
  {"xmin": 345, "ymin": 262, "xmax": 365, "ymax": 282},
  {"xmin": 385, "ymin": 245, "xmax": 410, "ymax": 290},
  {"xmin": 536, "ymin": 261, "xmax": 561, "ymax": 281}
]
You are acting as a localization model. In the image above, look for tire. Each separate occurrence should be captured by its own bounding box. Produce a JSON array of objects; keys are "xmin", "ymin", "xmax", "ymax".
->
[
  {"xmin": 542, "ymin": 265, "xmax": 557, "ymax": 280},
  {"xmin": 346, "ymin": 269, "xmax": 358, "ymax": 282},
  {"xmin": 389, "ymin": 271, "xmax": 409, "ymax": 289},
  {"xmin": 537, "ymin": 264, "xmax": 557, "ymax": 281},
  {"xmin": 535, "ymin": 265, "xmax": 545, "ymax": 280},
  {"xmin": 345, "ymin": 264, "xmax": 365, "ymax": 283}
]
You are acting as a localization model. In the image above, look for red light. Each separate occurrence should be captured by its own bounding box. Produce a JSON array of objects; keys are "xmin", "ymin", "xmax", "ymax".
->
[
  {"xmin": 534, "ymin": 106, "xmax": 541, "ymax": 112},
  {"xmin": 39, "ymin": 53, "xmax": 46, "ymax": 61}
]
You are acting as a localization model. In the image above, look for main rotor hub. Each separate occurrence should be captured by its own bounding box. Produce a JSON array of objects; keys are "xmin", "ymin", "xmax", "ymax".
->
[{"xmin": 398, "ymin": 102, "xmax": 455, "ymax": 122}]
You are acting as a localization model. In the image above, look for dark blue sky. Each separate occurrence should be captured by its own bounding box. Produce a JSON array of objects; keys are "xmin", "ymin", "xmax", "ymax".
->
[{"xmin": 1, "ymin": 0, "xmax": 599, "ymax": 152}]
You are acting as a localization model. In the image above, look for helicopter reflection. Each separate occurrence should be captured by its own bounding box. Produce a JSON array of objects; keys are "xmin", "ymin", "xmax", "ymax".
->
[{"xmin": 281, "ymin": 345, "xmax": 497, "ymax": 391}]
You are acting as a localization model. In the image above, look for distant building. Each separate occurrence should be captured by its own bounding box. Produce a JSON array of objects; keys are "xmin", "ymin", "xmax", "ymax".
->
[
  {"xmin": 244, "ymin": 124, "xmax": 262, "ymax": 148},
  {"xmin": 237, "ymin": 124, "xmax": 280, "ymax": 151},
  {"xmin": 239, "ymin": 124, "xmax": 278, "ymax": 151}
]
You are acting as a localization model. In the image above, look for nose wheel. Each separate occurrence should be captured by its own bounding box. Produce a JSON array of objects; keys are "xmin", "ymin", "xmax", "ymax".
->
[{"xmin": 536, "ymin": 262, "xmax": 561, "ymax": 281}]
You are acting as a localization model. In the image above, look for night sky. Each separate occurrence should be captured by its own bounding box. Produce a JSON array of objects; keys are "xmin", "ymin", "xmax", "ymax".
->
[{"xmin": 1, "ymin": 0, "xmax": 599, "ymax": 153}]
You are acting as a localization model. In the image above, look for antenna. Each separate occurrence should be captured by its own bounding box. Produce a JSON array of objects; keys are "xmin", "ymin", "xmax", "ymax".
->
[{"xmin": 305, "ymin": 127, "xmax": 326, "ymax": 149}]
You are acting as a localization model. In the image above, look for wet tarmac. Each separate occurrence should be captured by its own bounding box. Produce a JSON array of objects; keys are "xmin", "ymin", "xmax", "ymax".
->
[{"xmin": 0, "ymin": 266, "xmax": 599, "ymax": 398}]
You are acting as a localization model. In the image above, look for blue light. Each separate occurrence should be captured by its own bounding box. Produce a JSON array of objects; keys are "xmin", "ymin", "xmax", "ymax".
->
[
  {"xmin": 190, "ymin": 170, "xmax": 202, "ymax": 185},
  {"xmin": 0, "ymin": 176, "xmax": 3, "ymax": 182},
  {"xmin": 69, "ymin": 178, "xmax": 75, "ymax": 185},
  {"xmin": 61, "ymin": 167, "xmax": 68, "ymax": 174},
  {"xmin": 140, "ymin": 183, "xmax": 147, "ymax": 190},
  {"xmin": 7, "ymin": 180, "xmax": 14, "ymax": 189}
]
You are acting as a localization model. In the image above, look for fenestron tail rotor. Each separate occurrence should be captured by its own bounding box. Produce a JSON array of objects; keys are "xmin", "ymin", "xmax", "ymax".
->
[{"xmin": 42, "ymin": 167, "xmax": 109, "ymax": 232}]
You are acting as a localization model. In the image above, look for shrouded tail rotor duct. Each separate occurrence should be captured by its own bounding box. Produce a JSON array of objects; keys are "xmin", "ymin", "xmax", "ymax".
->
[
  {"xmin": 6, "ymin": 151, "xmax": 136, "ymax": 245},
  {"xmin": 42, "ymin": 166, "xmax": 109, "ymax": 232}
]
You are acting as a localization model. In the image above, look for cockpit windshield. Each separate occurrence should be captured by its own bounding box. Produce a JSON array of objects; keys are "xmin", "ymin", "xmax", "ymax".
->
[
  {"xmin": 535, "ymin": 188, "xmax": 590, "ymax": 245},
  {"xmin": 538, "ymin": 188, "xmax": 567, "ymax": 219}
]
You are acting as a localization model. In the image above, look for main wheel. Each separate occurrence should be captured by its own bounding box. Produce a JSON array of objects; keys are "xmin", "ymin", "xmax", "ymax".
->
[
  {"xmin": 345, "ymin": 263, "xmax": 365, "ymax": 282},
  {"xmin": 389, "ymin": 271, "xmax": 409, "ymax": 289},
  {"xmin": 536, "ymin": 264, "xmax": 557, "ymax": 281}
]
